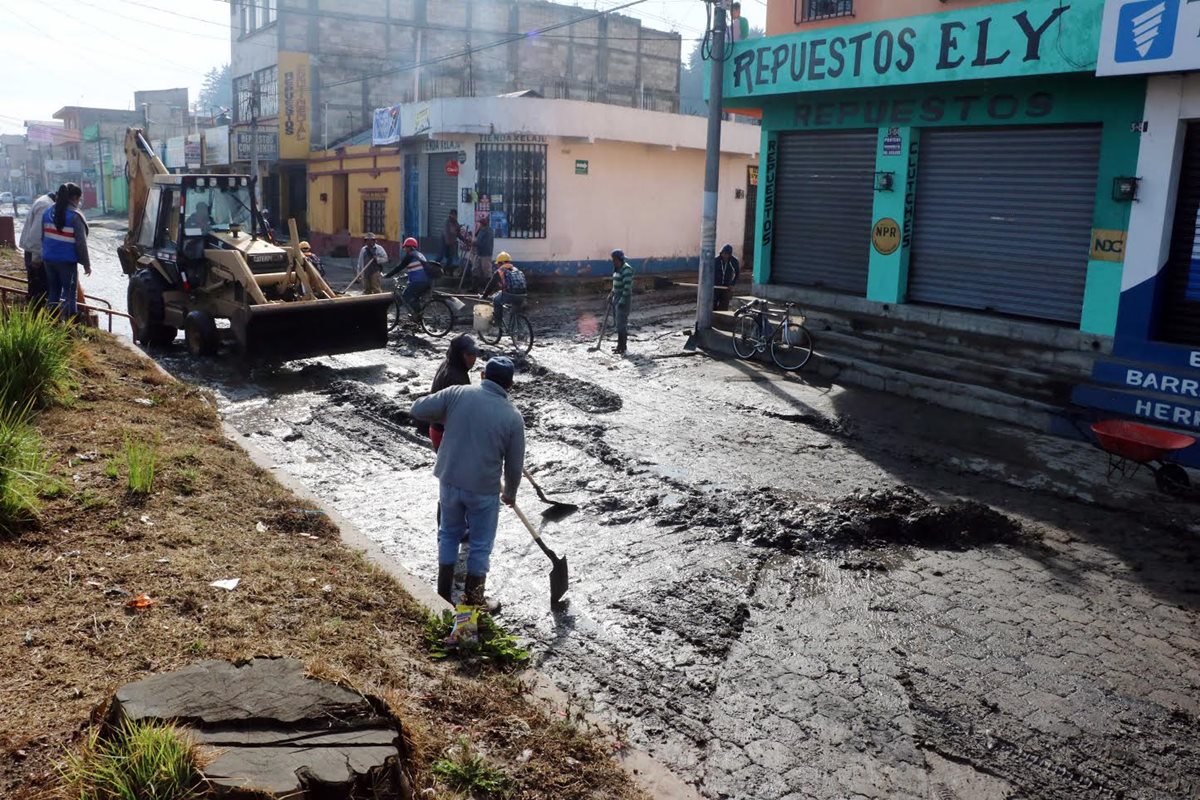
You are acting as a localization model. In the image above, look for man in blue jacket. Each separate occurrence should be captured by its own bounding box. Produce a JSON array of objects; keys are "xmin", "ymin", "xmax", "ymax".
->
[{"xmin": 410, "ymin": 356, "xmax": 525, "ymax": 611}]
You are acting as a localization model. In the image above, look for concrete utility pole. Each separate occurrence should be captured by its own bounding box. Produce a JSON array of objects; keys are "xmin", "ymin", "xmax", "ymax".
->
[
  {"xmin": 250, "ymin": 78, "xmax": 262, "ymax": 207},
  {"xmin": 695, "ymin": 0, "xmax": 727, "ymax": 334}
]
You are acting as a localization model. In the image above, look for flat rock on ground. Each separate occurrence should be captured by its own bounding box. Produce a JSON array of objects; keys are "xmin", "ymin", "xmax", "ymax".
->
[{"xmin": 109, "ymin": 657, "xmax": 412, "ymax": 799}]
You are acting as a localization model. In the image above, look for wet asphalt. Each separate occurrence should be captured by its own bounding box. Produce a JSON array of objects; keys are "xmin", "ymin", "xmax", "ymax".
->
[{"xmin": 33, "ymin": 217, "xmax": 1200, "ymax": 799}]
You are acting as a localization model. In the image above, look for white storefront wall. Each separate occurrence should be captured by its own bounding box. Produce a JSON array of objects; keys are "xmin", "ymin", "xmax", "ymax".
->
[
  {"xmin": 1123, "ymin": 74, "xmax": 1200, "ymax": 295},
  {"xmin": 377, "ymin": 97, "xmax": 761, "ymax": 272}
]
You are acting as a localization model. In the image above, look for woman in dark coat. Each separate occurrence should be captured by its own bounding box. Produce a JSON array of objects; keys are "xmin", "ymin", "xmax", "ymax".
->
[{"xmin": 428, "ymin": 333, "xmax": 478, "ymax": 451}]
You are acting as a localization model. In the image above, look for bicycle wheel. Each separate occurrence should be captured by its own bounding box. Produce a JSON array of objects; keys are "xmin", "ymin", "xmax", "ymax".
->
[
  {"xmin": 771, "ymin": 323, "xmax": 814, "ymax": 371},
  {"xmin": 478, "ymin": 307, "xmax": 503, "ymax": 345},
  {"xmin": 418, "ymin": 297, "xmax": 455, "ymax": 338},
  {"xmin": 508, "ymin": 314, "xmax": 534, "ymax": 355},
  {"xmin": 731, "ymin": 314, "xmax": 761, "ymax": 360},
  {"xmin": 386, "ymin": 297, "xmax": 403, "ymax": 332}
]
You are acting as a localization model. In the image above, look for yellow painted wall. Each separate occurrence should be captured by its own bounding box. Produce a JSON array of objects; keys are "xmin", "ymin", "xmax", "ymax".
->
[{"xmin": 307, "ymin": 144, "xmax": 402, "ymax": 242}]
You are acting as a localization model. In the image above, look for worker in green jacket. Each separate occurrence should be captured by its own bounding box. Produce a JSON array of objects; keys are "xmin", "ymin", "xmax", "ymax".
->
[{"xmin": 610, "ymin": 249, "xmax": 634, "ymax": 355}]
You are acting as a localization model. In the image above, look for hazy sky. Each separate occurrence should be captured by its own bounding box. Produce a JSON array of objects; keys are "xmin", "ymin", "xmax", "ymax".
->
[{"xmin": 0, "ymin": 0, "xmax": 766, "ymax": 136}]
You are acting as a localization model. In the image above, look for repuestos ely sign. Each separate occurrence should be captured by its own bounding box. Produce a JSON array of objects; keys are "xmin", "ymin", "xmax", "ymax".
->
[{"xmin": 723, "ymin": 0, "xmax": 1103, "ymax": 99}]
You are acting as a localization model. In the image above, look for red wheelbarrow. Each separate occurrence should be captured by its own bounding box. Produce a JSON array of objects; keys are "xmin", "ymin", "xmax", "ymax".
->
[{"xmin": 1091, "ymin": 420, "xmax": 1195, "ymax": 496}]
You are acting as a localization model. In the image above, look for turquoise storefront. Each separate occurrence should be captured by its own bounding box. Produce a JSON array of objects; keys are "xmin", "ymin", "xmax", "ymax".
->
[{"xmin": 723, "ymin": 0, "xmax": 1144, "ymax": 337}]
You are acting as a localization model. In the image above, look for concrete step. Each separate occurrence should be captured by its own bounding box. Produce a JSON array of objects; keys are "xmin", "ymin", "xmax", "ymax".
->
[
  {"xmin": 701, "ymin": 328, "xmax": 1060, "ymax": 433},
  {"xmin": 814, "ymin": 329, "xmax": 1076, "ymax": 405},
  {"xmin": 797, "ymin": 304, "xmax": 1100, "ymax": 377}
]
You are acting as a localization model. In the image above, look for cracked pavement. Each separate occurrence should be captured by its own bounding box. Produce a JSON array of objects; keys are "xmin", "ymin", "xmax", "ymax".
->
[{"xmin": 137, "ymin": 278, "xmax": 1200, "ymax": 800}]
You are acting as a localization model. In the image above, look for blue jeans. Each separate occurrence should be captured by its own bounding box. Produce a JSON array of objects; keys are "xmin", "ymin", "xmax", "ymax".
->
[
  {"xmin": 493, "ymin": 292, "xmax": 524, "ymax": 328},
  {"xmin": 403, "ymin": 280, "xmax": 430, "ymax": 313},
  {"xmin": 43, "ymin": 261, "xmax": 79, "ymax": 318},
  {"xmin": 438, "ymin": 483, "xmax": 500, "ymax": 576}
]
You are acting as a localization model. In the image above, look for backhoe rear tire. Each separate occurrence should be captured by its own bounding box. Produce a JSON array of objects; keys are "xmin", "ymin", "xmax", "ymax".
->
[
  {"xmin": 184, "ymin": 310, "xmax": 219, "ymax": 357},
  {"xmin": 128, "ymin": 269, "xmax": 177, "ymax": 347}
]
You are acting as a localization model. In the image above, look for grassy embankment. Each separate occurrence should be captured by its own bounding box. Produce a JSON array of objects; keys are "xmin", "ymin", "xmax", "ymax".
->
[{"xmin": 0, "ymin": 247, "xmax": 645, "ymax": 800}]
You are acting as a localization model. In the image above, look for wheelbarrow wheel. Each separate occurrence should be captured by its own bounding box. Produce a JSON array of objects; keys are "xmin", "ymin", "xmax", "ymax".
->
[{"xmin": 1155, "ymin": 464, "xmax": 1189, "ymax": 496}]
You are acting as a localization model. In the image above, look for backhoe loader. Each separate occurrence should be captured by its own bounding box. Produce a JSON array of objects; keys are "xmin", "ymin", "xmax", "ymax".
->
[{"xmin": 117, "ymin": 128, "xmax": 392, "ymax": 360}]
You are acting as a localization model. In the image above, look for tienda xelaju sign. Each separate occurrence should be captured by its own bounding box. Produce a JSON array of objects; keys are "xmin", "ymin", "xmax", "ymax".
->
[{"xmin": 723, "ymin": 0, "xmax": 1103, "ymax": 100}]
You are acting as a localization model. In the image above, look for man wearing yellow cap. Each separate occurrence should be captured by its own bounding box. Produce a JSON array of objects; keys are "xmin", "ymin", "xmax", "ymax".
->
[
  {"xmin": 480, "ymin": 252, "xmax": 528, "ymax": 330},
  {"xmin": 299, "ymin": 241, "xmax": 325, "ymax": 277}
]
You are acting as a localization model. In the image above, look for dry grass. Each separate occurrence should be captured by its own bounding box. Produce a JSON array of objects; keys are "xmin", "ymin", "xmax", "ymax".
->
[{"xmin": 0, "ymin": 251, "xmax": 646, "ymax": 800}]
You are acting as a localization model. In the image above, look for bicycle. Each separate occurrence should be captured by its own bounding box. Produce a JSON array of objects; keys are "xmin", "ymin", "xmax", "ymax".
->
[
  {"xmin": 387, "ymin": 278, "xmax": 455, "ymax": 338},
  {"xmin": 731, "ymin": 298, "xmax": 814, "ymax": 371},
  {"xmin": 477, "ymin": 298, "xmax": 534, "ymax": 355}
]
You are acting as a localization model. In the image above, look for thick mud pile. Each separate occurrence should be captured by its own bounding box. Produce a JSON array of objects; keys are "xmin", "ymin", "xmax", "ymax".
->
[
  {"xmin": 597, "ymin": 485, "xmax": 1024, "ymax": 555},
  {"xmin": 514, "ymin": 360, "xmax": 623, "ymax": 414}
]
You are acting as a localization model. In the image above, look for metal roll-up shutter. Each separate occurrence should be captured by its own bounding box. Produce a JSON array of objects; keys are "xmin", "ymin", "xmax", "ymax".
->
[
  {"xmin": 909, "ymin": 126, "xmax": 1101, "ymax": 323},
  {"xmin": 1159, "ymin": 123, "xmax": 1200, "ymax": 346},
  {"xmin": 426, "ymin": 152, "xmax": 458, "ymax": 251},
  {"xmin": 771, "ymin": 130, "xmax": 876, "ymax": 293}
]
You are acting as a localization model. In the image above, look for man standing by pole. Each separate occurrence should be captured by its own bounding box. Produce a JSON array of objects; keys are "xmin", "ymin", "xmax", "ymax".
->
[{"xmin": 695, "ymin": 0, "xmax": 727, "ymax": 337}]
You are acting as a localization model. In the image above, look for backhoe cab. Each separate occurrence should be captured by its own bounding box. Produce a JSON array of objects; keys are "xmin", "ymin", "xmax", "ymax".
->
[{"xmin": 118, "ymin": 128, "xmax": 392, "ymax": 360}]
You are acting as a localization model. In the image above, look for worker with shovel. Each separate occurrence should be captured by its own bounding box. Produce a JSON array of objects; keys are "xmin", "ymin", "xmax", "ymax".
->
[
  {"xmin": 356, "ymin": 233, "xmax": 388, "ymax": 294},
  {"xmin": 411, "ymin": 356, "xmax": 525, "ymax": 612}
]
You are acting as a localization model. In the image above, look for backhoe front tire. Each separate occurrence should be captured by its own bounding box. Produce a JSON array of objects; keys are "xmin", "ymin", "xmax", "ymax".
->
[
  {"xmin": 128, "ymin": 269, "xmax": 177, "ymax": 347},
  {"xmin": 184, "ymin": 310, "xmax": 219, "ymax": 357}
]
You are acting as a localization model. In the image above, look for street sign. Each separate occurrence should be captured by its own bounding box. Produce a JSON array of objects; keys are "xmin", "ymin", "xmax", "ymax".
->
[
  {"xmin": 445, "ymin": 160, "xmax": 460, "ymax": 177},
  {"xmin": 1097, "ymin": 0, "xmax": 1200, "ymax": 75},
  {"xmin": 234, "ymin": 130, "xmax": 278, "ymax": 162},
  {"xmin": 575, "ymin": 159, "xmax": 589, "ymax": 175}
]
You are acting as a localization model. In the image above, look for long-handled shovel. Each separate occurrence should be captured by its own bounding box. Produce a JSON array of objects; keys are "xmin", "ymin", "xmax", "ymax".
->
[
  {"xmin": 588, "ymin": 295, "xmax": 613, "ymax": 352},
  {"xmin": 523, "ymin": 468, "xmax": 579, "ymax": 519},
  {"xmin": 512, "ymin": 503, "xmax": 569, "ymax": 607},
  {"xmin": 341, "ymin": 257, "xmax": 378, "ymax": 293}
]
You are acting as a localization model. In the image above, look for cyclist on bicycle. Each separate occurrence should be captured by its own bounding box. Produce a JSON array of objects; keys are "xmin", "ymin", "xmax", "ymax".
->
[
  {"xmin": 385, "ymin": 236, "xmax": 433, "ymax": 313},
  {"xmin": 480, "ymin": 251, "xmax": 528, "ymax": 330}
]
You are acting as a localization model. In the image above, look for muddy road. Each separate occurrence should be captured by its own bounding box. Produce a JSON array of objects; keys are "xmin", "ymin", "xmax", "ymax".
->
[{"xmin": 65, "ymin": 233, "xmax": 1200, "ymax": 799}]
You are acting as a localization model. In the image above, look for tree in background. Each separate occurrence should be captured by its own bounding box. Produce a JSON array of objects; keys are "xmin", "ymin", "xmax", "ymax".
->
[
  {"xmin": 197, "ymin": 64, "xmax": 232, "ymax": 115},
  {"xmin": 679, "ymin": 27, "xmax": 762, "ymax": 117}
]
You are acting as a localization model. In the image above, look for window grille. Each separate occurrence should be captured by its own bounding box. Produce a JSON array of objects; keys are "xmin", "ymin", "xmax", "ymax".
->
[
  {"xmin": 362, "ymin": 197, "xmax": 386, "ymax": 237},
  {"xmin": 475, "ymin": 143, "xmax": 548, "ymax": 239},
  {"xmin": 799, "ymin": 0, "xmax": 853, "ymax": 23}
]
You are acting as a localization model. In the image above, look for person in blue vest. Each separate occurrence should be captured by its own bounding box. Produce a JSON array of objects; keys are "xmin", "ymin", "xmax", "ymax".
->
[
  {"xmin": 40, "ymin": 183, "xmax": 91, "ymax": 320},
  {"xmin": 384, "ymin": 236, "xmax": 432, "ymax": 313}
]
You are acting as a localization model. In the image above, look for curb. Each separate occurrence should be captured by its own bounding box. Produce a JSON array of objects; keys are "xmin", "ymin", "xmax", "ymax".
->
[{"xmin": 115, "ymin": 335, "xmax": 703, "ymax": 800}]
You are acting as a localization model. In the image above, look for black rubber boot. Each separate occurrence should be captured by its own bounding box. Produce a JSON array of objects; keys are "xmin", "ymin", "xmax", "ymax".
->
[
  {"xmin": 437, "ymin": 564, "xmax": 456, "ymax": 604},
  {"xmin": 613, "ymin": 331, "xmax": 627, "ymax": 354},
  {"xmin": 463, "ymin": 574, "xmax": 501, "ymax": 614}
]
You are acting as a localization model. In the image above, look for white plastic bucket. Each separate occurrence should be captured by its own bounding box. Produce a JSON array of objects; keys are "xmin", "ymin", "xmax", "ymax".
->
[{"xmin": 473, "ymin": 304, "xmax": 493, "ymax": 332}]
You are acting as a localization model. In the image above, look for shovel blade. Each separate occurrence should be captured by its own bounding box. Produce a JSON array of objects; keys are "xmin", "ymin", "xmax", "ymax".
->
[{"xmin": 549, "ymin": 555, "xmax": 569, "ymax": 606}]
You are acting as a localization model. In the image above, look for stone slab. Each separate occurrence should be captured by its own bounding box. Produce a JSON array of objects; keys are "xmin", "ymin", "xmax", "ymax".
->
[{"xmin": 110, "ymin": 657, "xmax": 411, "ymax": 799}]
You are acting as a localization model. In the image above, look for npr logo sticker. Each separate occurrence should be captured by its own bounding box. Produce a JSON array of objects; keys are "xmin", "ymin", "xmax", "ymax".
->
[{"xmin": 1115, "ymin": 0, "xmax": 1179, "ymax": 61}]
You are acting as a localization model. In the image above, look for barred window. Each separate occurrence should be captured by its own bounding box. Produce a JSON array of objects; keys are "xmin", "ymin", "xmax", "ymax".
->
[
  {"xmin": 475, "ymin": 143, "xmax": 547, "ymax": 239},
  {"xmin": 362, "ymin": 196, "xmax": 386, "ymax": 236},
  {"xmin": 233, "ymin": 74, "xmax": 253, "ymax": 123},
  {"xmin": 798, "ymin": 0, "xmax": 853, "ymax": 23},
  {"xmin": 255, "ymin": 65, "xmax": 278, "ymax": 118}
]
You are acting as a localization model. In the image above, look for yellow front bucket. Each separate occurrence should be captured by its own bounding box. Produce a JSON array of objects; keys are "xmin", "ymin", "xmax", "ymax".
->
[{"xmin": 237, "ymin": 293, "xmax": 394, "ymax": 361}]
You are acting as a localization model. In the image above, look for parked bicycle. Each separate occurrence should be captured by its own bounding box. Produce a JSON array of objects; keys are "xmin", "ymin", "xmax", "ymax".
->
[
  {"xmin": 731, "ymin": 298, "xmax": 814, "ymax": 371},
  {"xmin": 477, "ymin": 300, "xmax": 534, "ymax": 355},
  {"xmin": 388, "ymin": 276, "xmax": 455, "ymax": 338}
]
